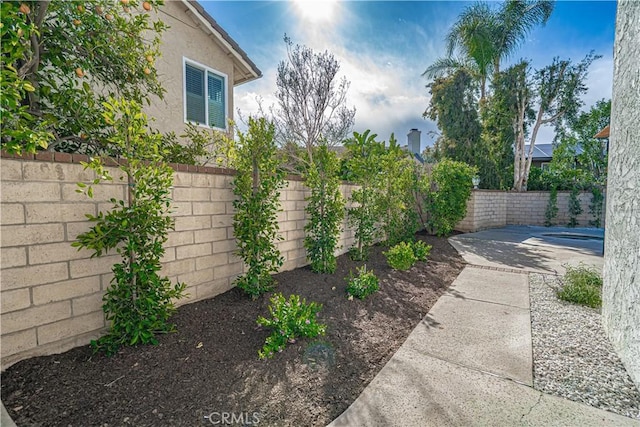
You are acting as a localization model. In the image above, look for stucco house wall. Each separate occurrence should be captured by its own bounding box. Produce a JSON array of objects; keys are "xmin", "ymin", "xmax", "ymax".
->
[
  {"xmin": 602, "ymin": 0, "xmax": 640, "ymax": 389},
  {"xmin": 143, "ymin": 1, "xmax": 261, "ymax": 136}
]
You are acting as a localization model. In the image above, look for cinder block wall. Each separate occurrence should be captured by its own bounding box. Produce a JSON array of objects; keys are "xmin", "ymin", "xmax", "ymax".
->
[
  {"xmin": 506, "ymin": 191, "xmax": 594, "ymax": 226},
  {"xmin": 456, "ymin": 190, "xmax": 603, "ymax": 232},
  {"xmin": 456, "ymin": 191, "xmax": 506, "ymax": 232},
  {"xmin": 0, "ymin": 155, "xmax": 355, "ymax": 368}
]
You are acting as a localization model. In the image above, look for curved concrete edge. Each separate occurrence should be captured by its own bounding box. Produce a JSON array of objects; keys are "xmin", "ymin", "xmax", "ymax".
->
[
  {"xmin": 328, "ymin": 348, "xmax": 639, "ymax": 427},
  {"xmin": 2, "ymin": 401, "xmax": 17, "ymax": 427},
  {"xmin": 448, "ymin": 226, "xmax": 604, "ymax": 275},
  {"xmin": 328, "ymin": 257, "xmax": 638, "ymax": 426}
]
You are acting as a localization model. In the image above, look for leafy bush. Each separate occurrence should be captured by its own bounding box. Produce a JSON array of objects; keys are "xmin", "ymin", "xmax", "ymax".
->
[
  {"xmin": 257, "ymin": 293, "xmax": 326, "ymax": 359},
  {"xmin": 557, "ymin": 263, "xmax": 603, "ymax": 308},
  {"xmin": 544, "ymin": 186, "xmax": 558, "ymax": 227},
  {"xmin": 1, "ymin": 0, "xmax": 167, "ymax": 155},
  {"xmin": 74, "ymin": 98, "xmax": 185, "ymax": 356},
  {"xmin": 589, "ymin": 186, "xmax": 604, "ymax": 228},
  {"xmin": 304, "ymin": 146, "xmax": 344, "ymax": 273},
  {"xmin": 412, "ymin": 241, "xmax": 432, "ymax": 261},
  {"xmin": 346, "ymin": 265, "xmax": 379, "ymax": 299},
  {"xmin": 384, "ymin": 242, "xmax": 417, "ymax": 270},
  {"xmin": 377, "ymin": 134, "xmax": 421, "ymax": 246},
  {"xmin": 232, "ymin": 117, "xmax": 286, "ymax": 299},
  {"xmin": 162, "ymin": 124, "xmax": 236, "ymax": 167},
  {"xmin": 567, "ymin": 186, "xmax": 583, "ymax": 227},
  {"xmin": 345, "ymin": 130, "xmax": 384, "ymax": 260},
  {"xmin": 420, "ymin": 159, "xmax": 476, "ymax": 236}
]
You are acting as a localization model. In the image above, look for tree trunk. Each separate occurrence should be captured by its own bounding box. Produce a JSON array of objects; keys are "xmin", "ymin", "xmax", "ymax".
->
[
  {"xmin": 518, "ymin": 107, "xmax": 544, "ymax": 190},
  {"xmin": 513, "ymin": 90, "xmax": 527, "ymax": 191}
]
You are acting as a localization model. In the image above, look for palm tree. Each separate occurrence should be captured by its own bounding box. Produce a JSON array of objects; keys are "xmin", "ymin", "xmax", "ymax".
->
[
  {"xmin": 424, "ymin": 1, "xmax": 554, "ymax": 101},
  {"xmin": 493, "ymin": 0, "xmax": 555, "ymax": 74}
]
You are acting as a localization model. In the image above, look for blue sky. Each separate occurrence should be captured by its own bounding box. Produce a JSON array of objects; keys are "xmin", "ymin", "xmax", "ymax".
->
[{"xmin": 203, "ymin": 1, "xmax": 617, "ymax": 150}]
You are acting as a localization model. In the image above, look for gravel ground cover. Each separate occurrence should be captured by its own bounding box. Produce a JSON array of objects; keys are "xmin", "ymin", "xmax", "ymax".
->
[{"xmin": 529, "ymin": 273, "xmax": 640, "ymax": 419}]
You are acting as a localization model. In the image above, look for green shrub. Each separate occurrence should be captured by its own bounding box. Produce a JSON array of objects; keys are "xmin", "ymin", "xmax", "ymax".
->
[
  {"xmin": 544, "ymin": 186, "xmax": 559, "ymax": 227},
  {"xmin": 345, "ymin": 130, "xmax": 384, "ymax": 260},
  {"xmin": 420, "ymin": 159, "xmax": 476, "ymax": 236},
  {"xmin": 378, "ymin": 134, "xmax": 421, "ymax": 246},
  {"xmin": 412, "ymin": 241, "xmax": 432, "ymax": 261},
  {"xmin": 232, "ymin": 117, "xmax": 286, "ymax": 299},
  {"xmin": 589, "ymin": 186, "xmax": 604, "ymax": 228},
  {"xmin": 384, "ymin": 242, "xmax": 417, "ymax": 270},
  {"xmin": 346, "ymin": 265, "xmax": 379, "ymax": 299},
  {"xmin": 567, "ymin": 186, "xmax": 583, "ymax": 228},
  {"xmin": 557, "ymin": 263, "xmax": 603, "ymax": 308},
  {"xmin": 257, "ymin": 293, "xmax": 326, "ymax": 359},
  {"xmin": 304, "ymin": 145, "xmax": 344, "ymax": 273}
]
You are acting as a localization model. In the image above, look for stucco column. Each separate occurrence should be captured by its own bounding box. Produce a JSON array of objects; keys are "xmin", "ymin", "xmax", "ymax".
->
[{"xmin": 602, "ymin": 0, "xmax": 640, "ymax": 388}]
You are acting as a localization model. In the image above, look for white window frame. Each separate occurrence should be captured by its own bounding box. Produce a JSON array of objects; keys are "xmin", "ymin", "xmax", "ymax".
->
[{"xmin": 182, "ymin": 57, "xmax": 229, "ymax": 131}]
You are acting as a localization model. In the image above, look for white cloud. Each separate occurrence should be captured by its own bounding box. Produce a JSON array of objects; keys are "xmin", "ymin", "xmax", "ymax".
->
[
  {"xmin": 233, "ymin": 7, "xmax": 442, "ymax": 151},
  {"xmin": 582, "ymin": 55, "xmax": 613, "ymax": 108}
]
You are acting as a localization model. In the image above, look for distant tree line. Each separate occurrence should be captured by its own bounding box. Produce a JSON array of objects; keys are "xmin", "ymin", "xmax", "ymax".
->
[{"xmin": 423, "ymin": 0, "xmax": 604, "ymax": 192}]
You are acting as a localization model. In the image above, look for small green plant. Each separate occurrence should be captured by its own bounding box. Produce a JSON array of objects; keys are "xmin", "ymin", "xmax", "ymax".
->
[
  {"xmin": 412, "ymin": 241, "xmax": 432, "ymax": 261},
  {"xmin": 557, "ymin": 263, "xmax": 603, "ymax": 308},
  {"xmin": 346, "ymin": 265, "xmax": 379, "ymax": 299},
  {"xmin": 544, "ymin": 186, "xmax": 559, "ymax": 227},
  {"xmin": 384, "ymin": 241, "xmax": 417, "ymax": 270},
  {"xmin": 567, "ymin": 187, "xmax": 583, "ymax": 228},
  {"xmin": 257, "ymin": 293, "xmax": 326, "ymax": 359}
]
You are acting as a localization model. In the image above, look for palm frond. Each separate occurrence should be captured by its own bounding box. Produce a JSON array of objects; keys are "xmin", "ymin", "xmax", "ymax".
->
[{"xmin": 422, "ymin": 57, "xmax": 476, "ymax": 80}]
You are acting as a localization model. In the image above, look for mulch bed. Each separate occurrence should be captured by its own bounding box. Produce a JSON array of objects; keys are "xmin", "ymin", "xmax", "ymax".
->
[{"xmin": 1, "ymin": 232, "xmax": 465, "ymax": 427}]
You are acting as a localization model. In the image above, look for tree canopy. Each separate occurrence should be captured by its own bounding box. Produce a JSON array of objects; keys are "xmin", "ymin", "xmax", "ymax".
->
[
  {"xmin": 1, "ymin": 0, "xmax": 166, "ymax": 155},
  {"xmin": 274, "ymin": 35, "xmax": 355, "ymax": 164},
  {"xmin": 424, "ymin": 0, "xmax": 554, "ymax": 101}
]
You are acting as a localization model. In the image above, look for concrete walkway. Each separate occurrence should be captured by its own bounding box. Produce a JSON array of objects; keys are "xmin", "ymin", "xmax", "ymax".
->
[{"xmin": 329, "ymin": 226, "xmax": 638, "ymax": 427}]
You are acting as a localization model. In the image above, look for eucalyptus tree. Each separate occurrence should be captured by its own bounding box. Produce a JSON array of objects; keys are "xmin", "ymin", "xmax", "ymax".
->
[{"xmin": 510, "ymin": 53, "xmax": 599, "ymax": 191}]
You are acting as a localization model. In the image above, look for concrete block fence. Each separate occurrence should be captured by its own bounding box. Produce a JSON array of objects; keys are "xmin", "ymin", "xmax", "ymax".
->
[
  {"xmin": 0, "ymin": 153, "xmax": 602, "ymax": 368},
  {"xmin": 456, "ymin": 189, "xmax": 604, "ymax": 233},
  {"xmin": 0, "ymin": 153, "xmax": 355, "ymax": 368}
]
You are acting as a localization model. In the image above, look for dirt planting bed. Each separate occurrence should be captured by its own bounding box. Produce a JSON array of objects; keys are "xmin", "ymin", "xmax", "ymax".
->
[{"xmin": 1, "ymin": 233, "xmax": 465, "ymax": 427}]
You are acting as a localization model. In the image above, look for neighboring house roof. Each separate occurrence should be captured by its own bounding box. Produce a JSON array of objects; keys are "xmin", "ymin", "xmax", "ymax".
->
[
  {"xmin": 595, "ymin": 125, "xmax": 610, "ymax": 139},
  {"xmin": 524, "ymin": 143, "xmax": 554, "ymax": 161},
  {"xmin": 182, "ymin": 1, "xmax": 262, "ymax": 85},
  {"xmin": 524, "ymin": 143, "xmax": 584, "ymax": 162}
]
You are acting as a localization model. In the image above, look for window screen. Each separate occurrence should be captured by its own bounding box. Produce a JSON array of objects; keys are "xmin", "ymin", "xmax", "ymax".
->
[{"xmin": 185, "ymin": 64, "xmax": 205, "ymax": 124}]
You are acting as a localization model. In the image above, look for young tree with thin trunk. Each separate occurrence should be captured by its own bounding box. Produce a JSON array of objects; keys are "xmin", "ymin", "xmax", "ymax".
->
[
  {"xmin": 274, "ymin": 35, "xmax": 355, "ymax": 164},
  {"xmin": 274, "ymin": 35, "xmax": 354, "ymax": 274}
]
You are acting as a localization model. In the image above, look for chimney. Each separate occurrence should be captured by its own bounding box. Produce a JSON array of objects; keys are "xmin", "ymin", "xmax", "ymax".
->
[{"xmin": 407, "ymin": 129, "xmax": 421, "ymax": 155}]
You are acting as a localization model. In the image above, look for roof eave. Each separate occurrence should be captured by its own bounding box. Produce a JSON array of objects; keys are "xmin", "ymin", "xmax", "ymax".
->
[{"xmin": 182, "ymin": 0, "xmax": 262, "ymax": 86}]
